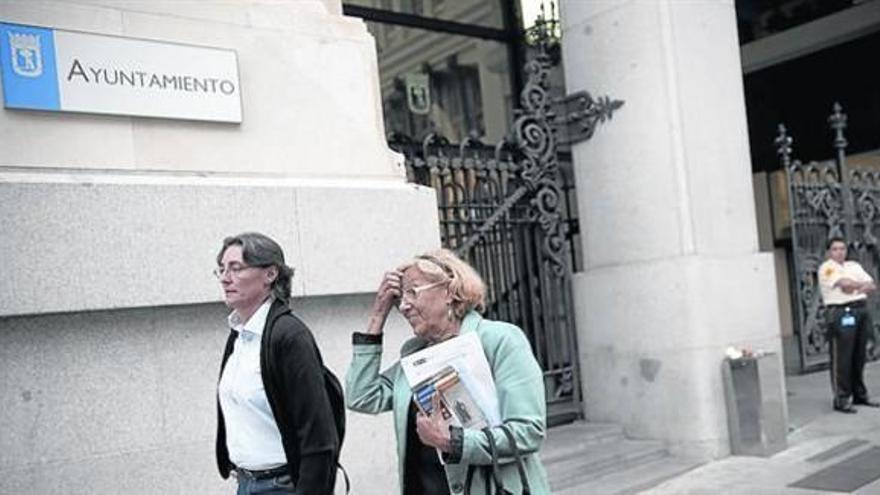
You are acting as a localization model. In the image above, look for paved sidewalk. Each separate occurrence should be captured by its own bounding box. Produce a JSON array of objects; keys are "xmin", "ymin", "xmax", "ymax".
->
[{"xmin": 642, "ymin": 362, "xmax": 880, "ymax": 494}]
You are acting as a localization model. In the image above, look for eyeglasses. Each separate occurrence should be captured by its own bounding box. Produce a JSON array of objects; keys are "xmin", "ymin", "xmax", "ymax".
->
[
  {"xmin": 400, "ymin": 280, "xmax": 449, "ymax": 305},
  {"xmin": 213, "ymin": 263, "xmax": 259, "ymax": 279}
]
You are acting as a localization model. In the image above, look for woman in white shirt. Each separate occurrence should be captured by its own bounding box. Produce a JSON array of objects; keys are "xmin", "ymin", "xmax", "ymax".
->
[{"xmin": 214, "ymin": 232, "xmax": 339, "ymax": 494}]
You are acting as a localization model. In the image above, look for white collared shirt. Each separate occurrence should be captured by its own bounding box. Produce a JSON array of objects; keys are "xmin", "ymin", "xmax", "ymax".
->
[{"xmin": 218, "ymin": 298, "xmax": 287, "ymax": 470}]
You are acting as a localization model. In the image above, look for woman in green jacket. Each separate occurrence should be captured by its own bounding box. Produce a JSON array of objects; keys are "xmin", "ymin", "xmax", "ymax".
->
[{"xmin": 346, "ymin": 249, "xmax": 550, "ymax": 495}]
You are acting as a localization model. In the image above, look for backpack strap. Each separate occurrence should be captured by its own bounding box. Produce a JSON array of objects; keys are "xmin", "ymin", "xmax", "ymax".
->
[
  {"xmin": 338, "ymin": 463, "xmax": 350, "ymax": 494},
  {"xmin": 499, "ymin": 424, "xmax": 531, "ymax": 495}
]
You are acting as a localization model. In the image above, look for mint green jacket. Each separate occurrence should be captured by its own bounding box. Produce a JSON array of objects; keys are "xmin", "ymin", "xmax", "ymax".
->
[{"xmin": 345, "ymin": 311, "xmax": 551, "ymax": 495}]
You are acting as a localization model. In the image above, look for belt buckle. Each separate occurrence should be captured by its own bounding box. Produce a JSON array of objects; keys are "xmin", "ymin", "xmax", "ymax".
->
[
  {"xmin": 233, "ymin": 465, "xmax": 286, "ymax": 481},
  {"xmin": 234, "ymin": 467, "xmax": 257, "ymax": 480},
  {"xmin": 262, "ymin": 466, "xmax": 287, "ymax": 480}
]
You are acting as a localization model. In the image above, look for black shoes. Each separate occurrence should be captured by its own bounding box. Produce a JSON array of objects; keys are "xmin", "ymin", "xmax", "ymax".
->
[{"xmin": 834, "ymin": 397, "xmax": 880, "ymax": 412}]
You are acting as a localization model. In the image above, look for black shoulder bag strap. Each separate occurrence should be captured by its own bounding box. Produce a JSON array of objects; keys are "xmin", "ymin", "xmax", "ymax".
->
[
  {"xmin": 482, "ymin": 427, "xmax": 510, "ymax": 495},
  {"xmin": 499, "ymin": 424, "xmax": 531, "ymax": 495}
]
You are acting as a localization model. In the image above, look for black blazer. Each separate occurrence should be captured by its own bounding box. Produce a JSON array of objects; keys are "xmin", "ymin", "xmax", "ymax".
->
[{"xmin": 216, "ymin": 299, "xmax": 339, "ymax": 494}]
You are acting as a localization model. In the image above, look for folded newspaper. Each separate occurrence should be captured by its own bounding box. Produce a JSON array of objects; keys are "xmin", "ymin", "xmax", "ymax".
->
[{"xmin": 400, "ymin": 332, "xmax": 501, "ymax": 429}]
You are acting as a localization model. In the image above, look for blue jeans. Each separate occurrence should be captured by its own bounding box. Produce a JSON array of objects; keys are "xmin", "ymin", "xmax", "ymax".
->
[{"xmin": 236, "ymin": 473, "xmax": 296, "ymax": 494}]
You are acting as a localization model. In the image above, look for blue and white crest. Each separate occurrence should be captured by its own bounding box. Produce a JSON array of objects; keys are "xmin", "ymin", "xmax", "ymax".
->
[
  {"xmin": 8, "ymin": 30, "xmax": 42, "ymax": 77},
  {"xmin": 0, "ymin": 22, "xmax": 60, "ymax": 110}
]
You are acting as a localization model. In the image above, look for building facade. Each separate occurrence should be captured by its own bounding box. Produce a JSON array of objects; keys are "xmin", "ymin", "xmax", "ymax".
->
[{"xmin": 2, "ymin": 0, "xmax": 879, "ymax": 493}]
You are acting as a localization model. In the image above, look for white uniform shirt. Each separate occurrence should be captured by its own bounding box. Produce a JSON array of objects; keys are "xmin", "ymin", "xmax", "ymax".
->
[
  {"xmin": 817, "ymin": 259, "xmax": 874, "ymax": 306},
  {"xmin": 218, "ymin": 299, "xmax": 287, "ymax": 470}
]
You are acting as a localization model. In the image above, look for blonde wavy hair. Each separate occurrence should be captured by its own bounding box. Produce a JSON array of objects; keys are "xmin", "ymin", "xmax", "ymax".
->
[{"xmin": 399, "ymin": 248, "xmax": 486, "ymax": 319}]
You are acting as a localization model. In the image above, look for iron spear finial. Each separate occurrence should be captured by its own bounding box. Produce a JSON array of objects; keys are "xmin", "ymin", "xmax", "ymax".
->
[
  {"xmin": 829, "ymin": 102, "xmax": 848, "ymax": 152},
  {"xmin": 775, "ymin": 123, "xmax": 793, "ymax": 169}
]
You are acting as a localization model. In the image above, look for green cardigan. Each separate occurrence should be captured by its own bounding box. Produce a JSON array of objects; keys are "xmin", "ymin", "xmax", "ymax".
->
[{"xmin": 345, "ymin": 311, "xmax": 551, "ymax": 495}]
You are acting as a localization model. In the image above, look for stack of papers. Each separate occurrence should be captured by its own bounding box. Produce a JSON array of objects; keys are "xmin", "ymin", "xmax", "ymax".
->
[{"xmin": 401, "ymin": 332, "xmax": 501, "ymax": 429}]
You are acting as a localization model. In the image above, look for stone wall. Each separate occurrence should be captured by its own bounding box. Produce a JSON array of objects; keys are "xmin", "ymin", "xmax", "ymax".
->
[{"xmin": 0, "ymin": 295, "xmax": 413, "ymax": 494}]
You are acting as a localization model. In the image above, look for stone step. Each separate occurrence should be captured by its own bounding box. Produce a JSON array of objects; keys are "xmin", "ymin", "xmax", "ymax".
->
[
  {"xmin": 545, "ymin": 438, "xmax": 669, "ymax": 490},
  {"xmin": 541, "ymin": 420, "xmax": 701, "ymax": 493},
  {"xmin": 541, "ymin": 422, "xmax": 625, "ymax": 464},
  {"xmin": 551, "ymin": 455, "xmax": 704, "ymax": 495}
]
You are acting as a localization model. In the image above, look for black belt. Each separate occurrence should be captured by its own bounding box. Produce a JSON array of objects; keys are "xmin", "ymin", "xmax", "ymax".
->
[
  {"xmin": 234, "ymin": 464, "xmax": 289, "ymax": 480},
  {"xmin": 828, "ymin": 300, "xmax": 866, "ymax": 309}
]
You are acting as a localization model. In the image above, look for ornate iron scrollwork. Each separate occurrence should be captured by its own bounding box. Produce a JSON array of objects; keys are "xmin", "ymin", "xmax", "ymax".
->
[
  {"xmin": 554, "ymin": 91, "xmax": 624, "ymax": 146},
  {"xmin": 514, "ymin": 55, "xmax": 566, "ymax": 276},
  {"xmin": 456, "ymin": 47, "xmax": 623, "ymax": 276}
]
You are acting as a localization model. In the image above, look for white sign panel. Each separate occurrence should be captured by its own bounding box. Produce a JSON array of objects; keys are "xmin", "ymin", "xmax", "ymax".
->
[{"xmin": 1, "ymin": 22, "xmax": 242, "ymax": 123}]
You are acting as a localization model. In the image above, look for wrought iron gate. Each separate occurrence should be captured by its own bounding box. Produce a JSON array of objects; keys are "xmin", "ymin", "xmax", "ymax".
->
[
  {"xmin": 391, "ymin": 48, "xmax": 622, "ymax": 423},
  {"xmin": 777, "ymin": 103, "xmax": 880, "ymax": 371}
]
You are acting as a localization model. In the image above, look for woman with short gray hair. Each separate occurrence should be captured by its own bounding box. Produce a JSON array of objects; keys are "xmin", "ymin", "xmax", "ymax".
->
[
  {"xmin": 214, "ymin": 232, "xmax": 339, "ymax": 494},
  {"xmin": 346, "ymin": 248, "xmax": 550, "ymax": 495}
]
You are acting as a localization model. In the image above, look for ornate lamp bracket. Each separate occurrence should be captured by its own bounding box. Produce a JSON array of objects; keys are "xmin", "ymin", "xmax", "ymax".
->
[{"xmin": 553, "ymin": 91, "xmax": 624, "ymax": 145}]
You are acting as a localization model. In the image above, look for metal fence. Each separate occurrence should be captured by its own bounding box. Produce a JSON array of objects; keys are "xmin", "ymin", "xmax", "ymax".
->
[{"xmin": 777, "ymin": 103, "xmax": 880, "ymax": 371}]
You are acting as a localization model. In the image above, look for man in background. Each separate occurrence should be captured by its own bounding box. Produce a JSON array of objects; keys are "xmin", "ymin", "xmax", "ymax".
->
[{"xmin": 818, "ymin": 237, "xmax": 880, "ymax": 413}]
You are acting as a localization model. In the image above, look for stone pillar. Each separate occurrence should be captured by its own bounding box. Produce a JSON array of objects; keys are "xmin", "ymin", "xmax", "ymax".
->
[{"xmin": 560, "ymin": 0, "xmax": 785, "ymax": 459}]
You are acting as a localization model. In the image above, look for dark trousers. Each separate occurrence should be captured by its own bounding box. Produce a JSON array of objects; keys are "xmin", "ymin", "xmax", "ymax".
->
[{"xmin": 827, "ymin": 304, "xmax": 872, "ymax": 405}]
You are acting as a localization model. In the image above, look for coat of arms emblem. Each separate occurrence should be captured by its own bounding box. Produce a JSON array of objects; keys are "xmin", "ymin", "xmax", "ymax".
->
[
  {"xmin": 405, "ymin": 73, "xmax": 431, "ymax": 115},
  {"xmin": 8, "ymin": 31, "xmax": 43, "ymax": 78}
]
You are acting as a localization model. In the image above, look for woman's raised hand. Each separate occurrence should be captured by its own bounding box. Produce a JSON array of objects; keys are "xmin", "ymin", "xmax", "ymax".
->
[{"xmin": 366, "ymin": 270, "xmax": 402, "ymax": 335}]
